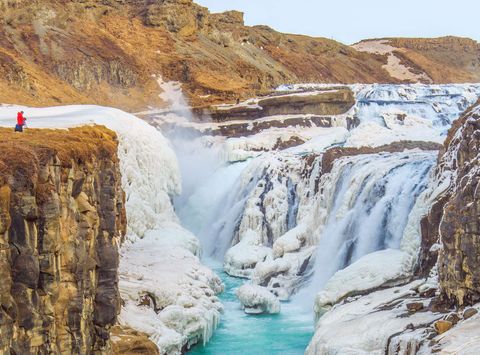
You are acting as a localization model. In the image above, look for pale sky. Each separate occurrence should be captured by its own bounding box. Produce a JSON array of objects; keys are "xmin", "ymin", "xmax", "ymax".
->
[{"xmin": 195, "ymin": 0, "xmax": 479, "ymax": 45}]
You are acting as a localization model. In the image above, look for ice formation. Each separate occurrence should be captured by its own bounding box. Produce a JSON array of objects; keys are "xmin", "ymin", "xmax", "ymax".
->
[
  {"xmin": 164, "ymin": 84, "xmax": 480, "ymax": 352},
  {"xmin": 305, "ymin": 280, "xmax": 441, "ymax": 355},
  {"xmin": 0, "ymin": 105, "xmax": 223, "ymax": 354},
  {"xmin": 236, "ymin": 284, "xmax": 281, "ymax": 314},
  {"xmin": 3, "ymin": 83, "xmax": 479, "ymax": 354}
]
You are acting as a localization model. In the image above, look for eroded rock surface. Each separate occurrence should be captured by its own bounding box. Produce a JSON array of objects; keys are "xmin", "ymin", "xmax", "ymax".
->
[
  {"xmin": 436, "ymin": 102, "xmax": 480, "ymax": 306},
  {"xmin": 0, "ymin": 127, "xmax": 126, "ymax": 354},
  {"xmin": 1, "ymin": 1, "xmax": 479, "ymax": 109}
]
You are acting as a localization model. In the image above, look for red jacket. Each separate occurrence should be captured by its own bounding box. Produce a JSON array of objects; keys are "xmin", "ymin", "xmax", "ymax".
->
[{"xmin": 17, "ymin": 112, "xmax": 25, "ymax": 125}]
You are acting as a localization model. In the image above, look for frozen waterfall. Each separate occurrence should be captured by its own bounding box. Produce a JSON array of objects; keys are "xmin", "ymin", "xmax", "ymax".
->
[{"xmin": 300, "ymin": 151, "xmax": 436, "ymax": 298}]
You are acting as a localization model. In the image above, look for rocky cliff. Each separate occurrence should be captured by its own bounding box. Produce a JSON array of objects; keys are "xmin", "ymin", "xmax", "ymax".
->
[
  {"xmin": 432, "ymin": 101, "xmax": 480, "ymax": 307},
  {"xmin": 0, "ymin": 126, "xmax": 126, "ymax": 354},
  {"xmin": 0, "ymin": 0, "xmax": 478, "ymax": 111}
]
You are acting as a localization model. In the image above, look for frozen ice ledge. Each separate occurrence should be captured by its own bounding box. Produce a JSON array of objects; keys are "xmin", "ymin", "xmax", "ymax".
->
[{"xmin": 0, "ymin": 106, "xmax": 223, "ymax": 355}]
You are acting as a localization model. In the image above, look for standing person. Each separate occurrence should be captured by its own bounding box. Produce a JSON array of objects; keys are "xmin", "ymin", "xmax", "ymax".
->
[{"xmin": 15, "ymin": 111, "xmax": 26, "ymax": 132}]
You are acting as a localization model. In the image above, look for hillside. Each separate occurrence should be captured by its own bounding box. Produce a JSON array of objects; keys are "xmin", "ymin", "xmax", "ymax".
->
[{"xmin": 0, "ymin": 0, "xmax": 479, "ymax": 111}]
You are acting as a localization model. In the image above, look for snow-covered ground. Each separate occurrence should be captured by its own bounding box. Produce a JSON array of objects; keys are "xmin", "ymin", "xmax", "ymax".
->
[
  {"xmin": 352, "ymin": 40, "xmax": 433, "ymax": 82},
  {"xmin": 2, "ymin": 82, "xmax": 479, "ymax": 354},
  {"xmin": 0, "ymin": 105, "xmax": 223, "ymax": 354},
  {"xmin": 306, "ymin": 279, "xmax": 441, "ymax": 355}
]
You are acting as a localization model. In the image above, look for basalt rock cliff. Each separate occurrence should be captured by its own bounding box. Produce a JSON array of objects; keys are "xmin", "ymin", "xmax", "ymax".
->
[
  {"xmin": 0, "ymin": 0, "xmax": 479, "ymax": 111},
  {"xmin": 424, "ymin": 100, "xmax": 480, "ymax": 307},
  {"xmin": 0, "ymin": 126, "xmax": 127, "ymax": 354}
]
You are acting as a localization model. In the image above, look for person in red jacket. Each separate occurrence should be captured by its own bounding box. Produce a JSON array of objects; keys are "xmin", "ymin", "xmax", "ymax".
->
[{"xmin": 15, "ymin": 111, "xmax": 26, "ymax": 132}]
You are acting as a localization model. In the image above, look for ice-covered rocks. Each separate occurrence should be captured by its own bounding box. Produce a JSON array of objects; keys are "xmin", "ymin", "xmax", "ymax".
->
[
  {"xmin": 314, "ymin": 249, "xmax": 412, "ymax": 317},
  {"xmin": 224, "ymin": 231, "xmax": 273, "ymax": 278},
  {"xmin": 236, "ymin": 284, "xmax": 281, "ymax": 314},
  {"xmin": 0, "ymin": 105, "xmax": 224, "ymax": 354}
]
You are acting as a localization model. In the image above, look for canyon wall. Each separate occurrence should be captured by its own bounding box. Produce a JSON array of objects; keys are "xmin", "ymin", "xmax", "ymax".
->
[
  {"xmin": 0, "ymin": 126, "xmax": 126, "ymax": 354},
  {"xmin": 435, "ymin": 102, "xmax": 480, "ymax": 306}
]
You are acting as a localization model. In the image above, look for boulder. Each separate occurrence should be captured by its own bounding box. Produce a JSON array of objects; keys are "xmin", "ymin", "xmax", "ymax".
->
[
  {"xmin": 463, "ymin": 308, "xmax": 478, "ymax": 320},
  {"xmin": 434, "ymin": 320, "xmax": 453, "ymax": 334},
  {"xmin": 406, "ymin": 302, "xmax": 424, "ymax": 312},
  {"xmin": 236, "ymin": 284, "xmax": 280, "ymax": 314}
]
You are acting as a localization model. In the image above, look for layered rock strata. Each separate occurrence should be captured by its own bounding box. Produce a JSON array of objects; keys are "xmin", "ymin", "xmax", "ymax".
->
[
  {"xmin": 0, "ymin": 126, "xmax": 126, "ymax": 354},
  {"xmin": 1, "ymin": 1, "xmax": 479, "ymax": 109}
]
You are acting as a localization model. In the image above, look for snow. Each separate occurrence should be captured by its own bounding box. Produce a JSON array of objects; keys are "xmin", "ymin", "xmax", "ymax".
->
[
  {"xmin": 119, "ymin": 231, "xmax": 223, "ymax": 353},
  {"xmin": 0, "ymin": 105, "xmax": 180, "ymax": 241},
  {"xmin": 306, "ymin": 280, "xmax": 441, "ymax": 355},
  {"xmin": 0, "ymin": 104, "xmax": 223, "ymax": 354},
  {"xmin": 418, "ymin": 305, "xmax": 480, "ymax": 354},
  {"xmin": 352, "ymin": 40, "xmax": 432, "ymax": 82},
  {"xmin": 344, "ymin": 120, "xmax": 443, "ymax": 148},
  {"xmin": 223, "ymin": 126, "xmax": 348, "ymax": 162},
  {"xmin": 236, "ymin": 284, "xmax": 281, "ymax": 314},
  {"xmin": 314, "ymin": 249, "xmax": 412, "ymax": 317},
  {"xmin": 148, "ymin": 84, "xmax": 480, "ymax": 162}
]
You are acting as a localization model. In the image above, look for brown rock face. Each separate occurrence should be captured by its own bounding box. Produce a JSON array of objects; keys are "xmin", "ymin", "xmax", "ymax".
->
[
  {"xmin": 415, "ymin": 100, "xmax": 480, "ymax": 307},
  {"xmin": 0, "ymin": 1, "xmax": 478, "ymax": 110},
  {"xmin": 0, "ymin": 127, "xmax": 126, "ymax": 354},
  {"xmin": 111, "ymin": 325, "xmax": 160, "ymax": 355},
  {"xmin": 203, "ymin": 88, "xmax": 355, "ymax": 122},
  {"xmin": 437, "ymin": 107, "xmax": 480, "ymax": 306}
]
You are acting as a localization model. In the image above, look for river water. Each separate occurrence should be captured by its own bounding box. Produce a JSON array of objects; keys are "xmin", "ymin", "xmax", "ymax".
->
[{"xmin": 189, "ymin": 264, "xmax": 313, "ymax": 355}]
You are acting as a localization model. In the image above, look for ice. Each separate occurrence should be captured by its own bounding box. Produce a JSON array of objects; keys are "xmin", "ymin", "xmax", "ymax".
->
[
  {"xmin": 0, "ymin": 104, "xmax": 223, "ymax": 353},
  {"xmin": 119, "ymin": 229, "xmax": 223, "ymax": 353},
  {"xmin": 306, "ymin": 280, "xmax": 440, "ymax": 355},
  {"xmin": 236, "ymin": 284, "xmax": 281, "ymax": 314},
  {"xmin": 293, "ymin": 151, "xmax": 436, "ymax": 305},
  {"xmin": 314, "ymin": 249, "xmax": 412, "ymax": 317},
  {"xmin": 224, "ymin": 230, "xmax": 273, "ymax": 278}
]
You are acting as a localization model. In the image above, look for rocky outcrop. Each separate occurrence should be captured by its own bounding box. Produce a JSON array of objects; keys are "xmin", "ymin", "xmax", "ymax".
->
[
  {"xmin": 321, "ymin": 140, "xmax": 443, "ymax": 174},
  {"xmin": 0, "ymin": 127, "xmax": 126, "ymax": 354},
  {"xmin": 197, "ymin": 87, "xmax": 355, "ymax": 122},
  {"xmin": 435, "ymin": 103, "xmax": 480, "ymax": 306},
  {"xmin": 202, "ymin": 88, "xmax": 355, "ymax": 122},
  {"xmin": 110, "ymin": 326, "xmax": 160, "ymax": 355},
  {"xmin": 0, "ymin": 1, "xmax": 478, "ymax": 110}
]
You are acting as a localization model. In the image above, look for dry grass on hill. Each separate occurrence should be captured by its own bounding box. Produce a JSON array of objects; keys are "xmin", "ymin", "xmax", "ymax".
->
[{"xmin": 0, "ymin": 126, "xmax": 118, "ymax": 186}]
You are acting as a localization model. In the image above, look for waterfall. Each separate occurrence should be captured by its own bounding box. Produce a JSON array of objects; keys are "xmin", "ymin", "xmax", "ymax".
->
[
  {"xmin": 298, "ymin": 151, "xmax": 436, "ymax": 300},
  {"xmin": 176, "ymin": 159, "xmax": 255, "ymax": 258}
]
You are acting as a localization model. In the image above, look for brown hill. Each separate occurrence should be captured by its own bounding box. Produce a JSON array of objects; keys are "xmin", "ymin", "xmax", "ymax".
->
[{"xmin": 0, "ymin": 0, "xmax": 479, "ymax": 111}]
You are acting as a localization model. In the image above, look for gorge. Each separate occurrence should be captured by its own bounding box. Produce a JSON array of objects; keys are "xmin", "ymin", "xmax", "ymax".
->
[
  {"xmin": 1, "ymin": 1, "xmax": 480, "ymax": 354},
  {"xmin": 2, "ymin": 79, "xmax": 480, "ymax": 354}
]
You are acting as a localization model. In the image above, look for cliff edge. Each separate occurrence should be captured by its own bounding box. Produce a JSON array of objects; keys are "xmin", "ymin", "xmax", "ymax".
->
[{"xmin": 0, "ymin": 126, "xmax": 126, "ymax": 353}]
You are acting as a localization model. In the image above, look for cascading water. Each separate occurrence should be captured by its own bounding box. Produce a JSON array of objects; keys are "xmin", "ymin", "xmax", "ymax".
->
[
  {"xmin": 176, "ymin": 159, "xmax": 254, "ymax": 258},
  {"xmin": 297, "ymin": 152, "xmax": 436, "ymax": 301},
  {"xmin": 145, "ymin": 83, "xmax": 478, "ymax": 354}
]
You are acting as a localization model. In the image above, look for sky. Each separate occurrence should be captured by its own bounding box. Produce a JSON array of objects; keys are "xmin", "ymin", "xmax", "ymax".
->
[{"xmin": 195, "ymin": 0, "xmax": 479, "ymax": 45}]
